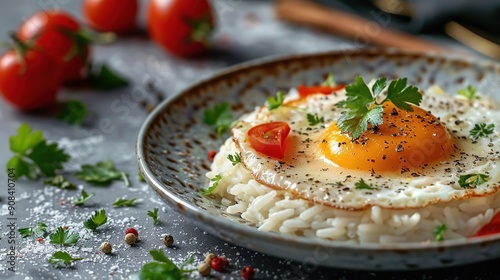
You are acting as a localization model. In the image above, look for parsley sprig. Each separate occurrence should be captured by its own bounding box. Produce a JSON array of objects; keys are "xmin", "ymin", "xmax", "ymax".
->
[
  {"xmin": 458, "ymin": 85, "xmax": 478, "ymax": 100},
  {"xmin": 469, "ymin": 123, "xmax": 495, "ymax": 141},
  {"xmin": 83, "ymin": 209, "xmax": 108, "ymax": 230},
  {"xmin": 57, "ymin": 100, "xmax": 87, "ymax": 125},
  {"xmin": 458, "ymin": 173, "xmax": 489, "ymax": 189},
  {"xmin": 113, "ymin": 197, "xmax": 138, "ymax": 207},
  {"xmin": 266, "ymin": 91, "xmax": 285, "ymax": 110},
  {"xmin": 203, "ymin": 102, "xmax": 233, "ymax": 137},
  {"xmin": 138, "ymin": 250, "xmax": 194, "ymax": 280},
  {"xmin": 73, "ymin": 190, "xmax": 96, "ymax": 207},
  {"xmin": 202, "ymin": 174, "xmax": 222, "ymax": 195},
  {"xmin": 227, "ymin": 153, "xmax": 241, "ymax": 165},
  {"xmin": 336, "ymin": 77, "xmax": 422, "ymax": 139},
  {"xmin": 147, "ymin": 208, "xmax": 159, "ymax": 225},
  {"xmin": 44, "ymin": 175, "xmax": 76, "ymax": 189},
  {"xmin": 50, "ymin": 227, "xmax": 79, "ymax": 246},
  {"xmin": 48, "ymin": 251, "xmax": 84, "ymax": 268},
  {"xmin": 433, "ymin": 224, "xmax": 447, "ymax": 242},
  {"xmin": 322, "ymin": 73, "xmax": 336, "ymax": 86},
  {"xmin": 75, "ymin": 160, "xmax": 129, "ymax": 186},
  {"xmin": 355, "ymin": 178, "xmax": 377, "ymax": 190},
  {"xmin": 19, "ymin": 222, "xmax": 49, "ymax": 238},
  {"xmin": 307, "ymin": 113, "xmax": 324, "ymax": 126},
  {"xmin": 6, "ymin": 123, "xmax": 70, "ymax": 179}
]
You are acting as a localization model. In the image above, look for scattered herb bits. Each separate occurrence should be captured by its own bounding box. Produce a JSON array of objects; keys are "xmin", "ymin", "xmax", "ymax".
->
[
  {"xmin": 75, "ymin": 159, "xmax": 129, "ymax": 186},
  {"xmin": 147, "ymin": 208, "xmax": 159, "ymax": 225},
  {"xmin": 83, "ymin": 209, "xmax": 108, "ymax": 230},
  {"xmin": 48, "ymin": 251, "xmax": 84, "ymax": 268},
  {"xmin": 73, "ymin": 189, "xmax": 96, "ymax": 207},
  {"xmin": 49, "ymin": 227, "xmax": 79, "ymax": 246}
]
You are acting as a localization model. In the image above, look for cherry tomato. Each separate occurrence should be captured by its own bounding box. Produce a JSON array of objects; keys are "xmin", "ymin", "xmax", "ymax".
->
[
  {"xmin": 148, "ymin": 0, "xmax": 215, "ymax": 57},
  {"xmin": 83, "ymin": 0, "xmax": 138, "ymax": 33},
  {"xmin": 247, "ymin": 122, "xmax": 291, "ymax": 159},
  {"xmin": 297, "ymin": 84, "xmax": 345, "ymax": 98},
  {"xmin": 474, "ymin": 212, "xmax": 500, "ymax": 237},
  {"xmin": 0, "ymin": 45, "xmax": 62, "ymax": 110},
  {"xmin": 125, "ymin": 227, "xmax": 139, "ymax": 238},
  {"xmin": 18, "ymin": 11, "xmax": 89, "ymax": 82},
  {"xmin": 241, "ymin": 265, "xmax": 255, "ymax": 280},
  {"xmin": 210, "ymin": 257, "xmax": 227, "ymax": 272}
]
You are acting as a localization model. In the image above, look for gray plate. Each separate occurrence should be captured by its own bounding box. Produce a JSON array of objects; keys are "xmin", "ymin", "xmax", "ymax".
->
[{"xmin": 136, "ymin": 49, "xmax": 500, "ymax": 270}]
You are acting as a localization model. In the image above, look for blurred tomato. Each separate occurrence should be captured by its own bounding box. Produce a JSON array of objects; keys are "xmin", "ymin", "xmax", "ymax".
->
[
  {"xmin": 0, "ymin": 40, "xmax": 62, "ymax": 110},
  {"xmin": 148, "ymin": 0, "xmax": 215, "ymax": 57},
  {"xmin": 18, "ymin": 11, "xmax": 89, "ymax": 82},
  {"xmin": 83, "ymin": 0, "xmax": 138, "ymax": 33}
]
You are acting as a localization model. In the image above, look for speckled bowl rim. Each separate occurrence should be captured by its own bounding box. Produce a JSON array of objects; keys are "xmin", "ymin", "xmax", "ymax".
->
[{"xmin": 137, "ymin": 48, "xmax": 500, "ymax": 255}]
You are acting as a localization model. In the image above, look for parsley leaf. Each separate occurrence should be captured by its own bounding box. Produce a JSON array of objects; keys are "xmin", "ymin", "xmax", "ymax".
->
[
  {"xmin": 336, "ymin": 77, "xmax": 421, "ymax": 139},
  {"xmin": 48, "ymin": 251, "xmax": 84, "ymax": 268},
  {"xmin": 50, "ymin": 227, "xmax": 79, "ymax": 246},
  {"xmin": 469, "ymin": 123, "xmax": 495, "ymax": 141},
  {"xmin": 75, "ymin": 160, "xmax": 128, "ymax": 186},
  {"xmin": 227, "ymin": 153, "xmax": 241, "ymax": 166},
  {"xmin": 89, "ymin": 64, "xmax": 129, "ymax": 90},
  {"xmin": 203, "ymin": 102, "xmax": 233, "ymax": 137},
  {"xmin": 113, "ymin": 197, "xmax": 138, "ymax": 207},
  {"xmin": 83, "ymin": 209, "xmax": 107, "ymax": 230},
  {"xmin": 138, "ymin": 250, "xmax": 194, "ymax": 280},
  {"xmin": 433, "ymin": 224, "xmax": 447, "ymax": 242},
  {"xmin": 458, "ymin": 173, "xmax": 489, "ymax": 189},
  {"xmin": 147, "ymin": 208, "xmax": 159, "ymax": 225},
  {"xmin": 44, "ymin": 175, "xmax": 76, "ymax": 189},
  {"xmin": 355, "ymin": 178, "xmax": 377, "ymax": 190},
  {"xmin": 321, "ymin": 73, "xmax": 336, "ymax": 86},
  {"xmin": 266, "ymin": 91, "xmax": 285, "ymax": 110},
  {"xmin": 307, "ymin": 113, "xmax": 324, "ymax": 126},
  {"xmin": 18, "ymin": 222, "xmax": 49, "ymax": 238},
  {"xmin": 73, "ymin": 189, "xmax": 95, "ymax": 207},
  {"xmin": 458, "ymin": 85, "xmax": 478, "ymax": 100},
  {"xmin": 57, "ymin": 100, "xmax": 87, "ymax": 125},
  {"xmin": 7, "ymin": 123, "xmax": 70, "ymax": 179},
  {"xmin": 201, "ymin": 174, "xmax": 222, "ymax": 195}
]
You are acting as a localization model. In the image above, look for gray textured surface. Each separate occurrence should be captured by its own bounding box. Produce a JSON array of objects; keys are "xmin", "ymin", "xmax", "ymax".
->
[{"xmin": 0, "ymin": 0, "xmax": 498, "ymax": 279}]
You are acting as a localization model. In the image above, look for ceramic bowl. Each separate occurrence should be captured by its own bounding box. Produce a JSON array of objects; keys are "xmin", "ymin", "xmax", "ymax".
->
[{"xmin": 136, "ymin": 49, "xmax": 500, "ymax": 270}]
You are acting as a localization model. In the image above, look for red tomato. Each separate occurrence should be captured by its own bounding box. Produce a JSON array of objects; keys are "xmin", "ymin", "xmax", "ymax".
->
[
  {"xmin": 83, "ymin": 0, "xmax": 138, "ymax": 33},
  {"xmin": 297, "ymin": 84, "xmax": 346, "ymax": 98},
  {"xmin": 474, "ymin": 212, "xmax": 500, "ymax": 237},
  {"xmin": 247, "ymin": 122, "xmax": 291, "ymax": 159},
  {"xmin": 18, "ymin": 11, "xmax": 89, "ymax": 82},
  {"xmin": 0, "ymin": 47, "xmax": 62, "ymax": 110},
  {"xmin": 148, "ymin": 0, "xmax": 215, "ymax": 57}
]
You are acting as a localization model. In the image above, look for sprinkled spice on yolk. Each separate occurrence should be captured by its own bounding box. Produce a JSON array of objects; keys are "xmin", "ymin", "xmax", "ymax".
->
[{"xmin": 320, "ymin": 103, "xmax": 455, "ymax": 172}]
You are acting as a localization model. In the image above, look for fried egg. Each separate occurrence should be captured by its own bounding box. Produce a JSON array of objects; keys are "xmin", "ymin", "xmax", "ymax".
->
[{"xmin": 231, "ymin": 85, "xmax": 500, "ymax": 210}]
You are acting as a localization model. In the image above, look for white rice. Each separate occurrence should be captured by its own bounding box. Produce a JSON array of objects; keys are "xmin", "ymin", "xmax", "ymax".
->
[{"xmin": 207, "ymin": 139, "xmax": 500, "ymax": 243}]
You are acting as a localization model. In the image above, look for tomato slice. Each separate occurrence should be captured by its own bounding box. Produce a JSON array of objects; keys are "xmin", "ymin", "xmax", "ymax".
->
[
  {"xmin": 474, "ymin": 212, "xmax": 500, "ymax": 237},
  {"xmin": 297, "ymin": 84, "xmax": 345, "ymax": 98},
  {"xmin": 247, "ymin": 122, "xmax": 291, "ymax": 159}
]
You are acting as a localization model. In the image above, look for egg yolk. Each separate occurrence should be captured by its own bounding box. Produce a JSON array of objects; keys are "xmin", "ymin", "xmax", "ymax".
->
[{"xmin": 320, "ymin": 103, "xmax": 455, "ymax": 172}]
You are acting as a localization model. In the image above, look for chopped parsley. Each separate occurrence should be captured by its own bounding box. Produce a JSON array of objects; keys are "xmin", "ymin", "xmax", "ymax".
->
[
  {"xmin": 75, "ymin": 160, "xmax": 129, "ymax": 186},
  {"xmin": 48, "ymin": 251, "xmax": 84, "ymax": 268},
  {"xmin": 355, "ymin": 178, "xmax": 377, "ymax": 190},
  {"xmin": 322, "ymin": 73, "xmax": 337, "ymax": 86},
  {"xmin": 307, "ymin": 113, "xmax": 324, "ymax": 126},
  {"xmin": 147, "ymin": 208, "xmax": 159, "ymax": 225},
  {"xmin": 469, "ymin": 123, "xmax": 495, "ymax": 141},
  {"xmin": 83, "ymin": 209, "xmax": 108, "ymax": 230},
  {"xmin": 336, "ymin": 77, "xmax": 421, "ymax": 139},
  {"xmin": 18, "ymin": 222, "xmax": 49, "ymax": 238},
  {"xmin": 6, "ymin": 123, "xmax": 70, "ymax": 179},
  {"xmin": 227, "ymin": 153, "xmax": 241, "ymax": 165},
  {"xmin": 57, "ymin": 100, "xmax": 87, "ymax": 125},
  {"xmin": 113, "ymin": 197, "xmax": 138, "ymax": 207},
  {"xmin": 49, "ymin": 227, "xmax": 79, "ymax": 246},
  {"xmin": 88, "ymin": 64, "xmax": 129, "ymax": 90},
  {"xmin": 433, "ymin": 224, "xmax": 447, "ymax": 242},
  {"xmin": 138, "ymin": 249, "xmax": 194, "ymax": 280},
  {"xmin": 44, "ymin": 175, "xmax": 76, "ymax": 189},
  {"xmin": 266, "ymin": 91, "xmax": 285, "ymax": 110},
  {"xmin": 458, "ymin": 85, "xmax": 478, "ymax": 100},
  {"xmin": 203, "ymin": 102, "xmax": 233, "ymax": 137},
  {"xmin": 201, "ymin": 174, "xmax": 222, "ymax": 195},
  {"xmin": 458, "ymin": 173, "xmax": 489, "ymax": 189},
  {"xmin": 72, "ymin": 189, "xmax": 96, "ymax": 207}
]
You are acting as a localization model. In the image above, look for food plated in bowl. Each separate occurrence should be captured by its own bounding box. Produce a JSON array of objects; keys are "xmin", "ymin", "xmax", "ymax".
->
[{"xmin": 137, "ymin": 49, "xmax": 500, "ymax": 269}]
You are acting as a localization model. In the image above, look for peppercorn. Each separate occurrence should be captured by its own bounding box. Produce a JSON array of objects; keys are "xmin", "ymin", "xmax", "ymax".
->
[
  {"xmin": 205, "ymin": 253, "xmax": 217, "ymax": 263},
  {"xmin": 162, "ymin": 234, "xmax": 174, "ymax": 247},
  {"xmin": 100, "ymin": 242, "xmax": 112, "ymax": 254},
  {"xmin": 210, "ymin": 257, "xmax": 227, "ymax": 272},
  {"xmin": 125, "ymin": 227, "xmax": 139, "ymax": 238},
  {"xmin": 241, "ymin": 265, "xmax": 255, "ymax": 280},
  {"xmin": 124, "ymin": 233, "xmax": 137, "ymax": 245},
  {"xmin": 198, "ymin": 262, "xmax": 211, "ymax": 276}
]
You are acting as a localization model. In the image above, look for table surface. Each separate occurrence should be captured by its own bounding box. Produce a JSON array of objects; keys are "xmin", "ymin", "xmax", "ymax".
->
[{"xmin": 0, "ymin": 1, "xmax": 498, "ymax": 279}]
